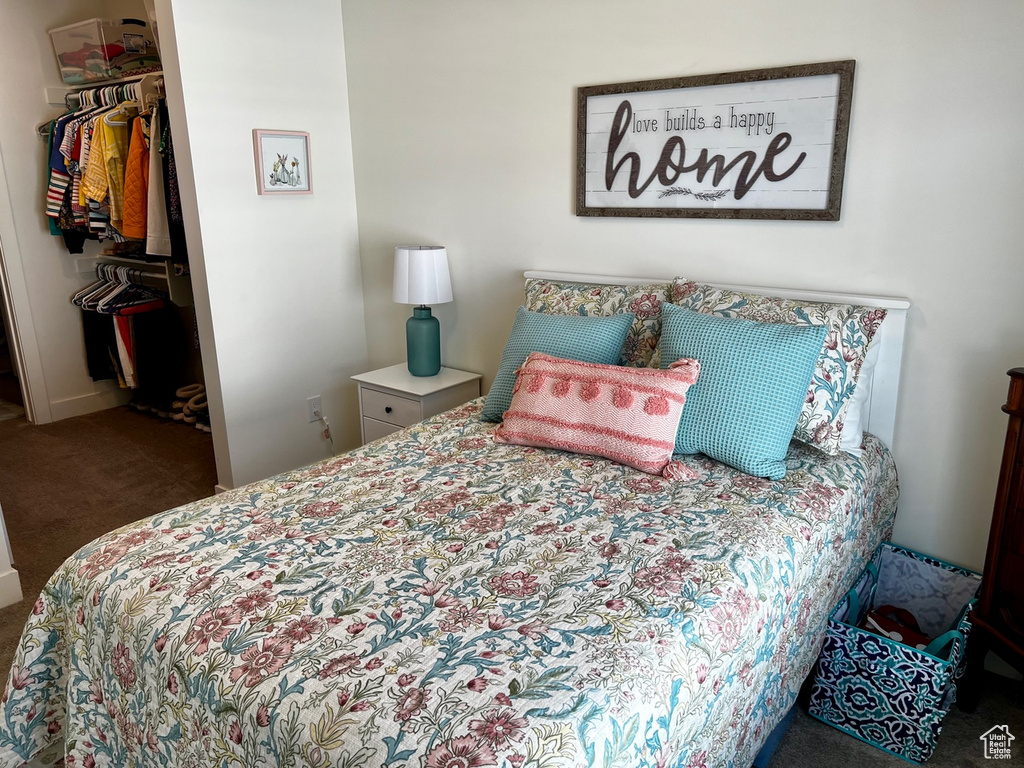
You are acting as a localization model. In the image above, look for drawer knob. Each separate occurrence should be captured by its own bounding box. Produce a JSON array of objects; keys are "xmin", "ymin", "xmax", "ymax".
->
[{"xmin": 385, "ymin": 406, "xmax": 393, "ymax": 414}]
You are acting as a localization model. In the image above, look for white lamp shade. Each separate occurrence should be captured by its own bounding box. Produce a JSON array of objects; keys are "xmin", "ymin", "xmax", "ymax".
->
[{"xmin": 393, "ymin": 246, "xmax": 453, "ymax": 305}]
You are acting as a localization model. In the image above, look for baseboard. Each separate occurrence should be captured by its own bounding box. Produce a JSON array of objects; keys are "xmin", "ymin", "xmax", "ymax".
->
[
  {"xmin": 214, "ymin": 484, "xmax": 232, "ymax": 494},
  {"xmin": 0, "ymin": 567, "xmax": 23, "ymax": 609},
  {"xmin": 48, "ymin": 386, "xmax": 132, "ymax": 422}
]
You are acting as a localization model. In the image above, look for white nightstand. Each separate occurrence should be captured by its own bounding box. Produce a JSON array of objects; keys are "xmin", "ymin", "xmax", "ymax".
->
[{"xmin": 352, "ymin": 364, "xmax": 482, "ymax": 444}]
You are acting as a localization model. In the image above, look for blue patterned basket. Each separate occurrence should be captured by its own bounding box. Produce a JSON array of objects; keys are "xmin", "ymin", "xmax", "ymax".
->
[{"xmin": 808, "ymin": 542, "xmax": 982, "ymax": 763}]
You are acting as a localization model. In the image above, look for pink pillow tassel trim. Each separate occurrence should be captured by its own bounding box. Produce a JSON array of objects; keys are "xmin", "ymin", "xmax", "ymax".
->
[
  {"xmin": 494, "ymin": 352, "xmax": 700, "ymax": 476},
  {"xmin": 662, "ymin": 460, "xmax": 700, "ymax": 482}
]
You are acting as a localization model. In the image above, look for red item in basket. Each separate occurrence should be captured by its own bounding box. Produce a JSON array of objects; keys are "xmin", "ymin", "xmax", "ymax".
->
[
  {"xmin": 862, "ymin": 604, "xmax": 931, "ymax": 650},
  {"xmin": 59, "ymin": 43, "xmax": 126, "ymax": 69}
]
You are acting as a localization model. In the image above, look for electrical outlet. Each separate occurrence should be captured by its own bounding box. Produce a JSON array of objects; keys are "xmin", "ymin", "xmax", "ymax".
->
[{"xmin": 307, "ymin": 395, "xmax": 322, "ymax": 423}]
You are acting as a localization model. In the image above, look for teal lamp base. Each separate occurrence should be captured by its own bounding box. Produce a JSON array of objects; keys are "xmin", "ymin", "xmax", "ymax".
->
[{"xmin": 406, "ymin": 306, "xmax": 441, "ymax": 376}]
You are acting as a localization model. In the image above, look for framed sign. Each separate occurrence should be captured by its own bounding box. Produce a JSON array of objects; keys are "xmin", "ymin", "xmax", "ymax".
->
[
  {"xmin": 253, "ymin": 129, "xmax": 313, "ymax": 195},
  {"xmin": 576, "ymin": 60, "xmax": 855, "ymax": 220}
]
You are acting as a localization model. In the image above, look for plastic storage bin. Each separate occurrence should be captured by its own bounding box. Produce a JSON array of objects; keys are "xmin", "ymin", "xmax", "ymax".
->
[
  {"xmin": 49, "ymin": 18, "xmax": 161, "ymax": 85},
  {"xmin": 808, "ymin": 542, "xmax": 981, "ymax": 763}
]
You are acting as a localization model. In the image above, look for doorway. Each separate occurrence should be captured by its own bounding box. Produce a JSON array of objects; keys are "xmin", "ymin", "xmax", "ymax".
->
[{"xmin": 0, "ymin": 266, "xmax": 25, "ymax": 423}]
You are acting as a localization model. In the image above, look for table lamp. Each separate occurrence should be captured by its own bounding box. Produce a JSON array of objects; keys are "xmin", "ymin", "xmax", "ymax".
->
[{"xmin": 393, "ymin": 246, "xmax": 453, "ymax": 376}]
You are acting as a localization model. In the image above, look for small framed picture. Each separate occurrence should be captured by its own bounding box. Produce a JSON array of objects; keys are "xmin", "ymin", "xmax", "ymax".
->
[{"xmin": 253, "ymin": 129, "xmax": 312, "ymax": 195}]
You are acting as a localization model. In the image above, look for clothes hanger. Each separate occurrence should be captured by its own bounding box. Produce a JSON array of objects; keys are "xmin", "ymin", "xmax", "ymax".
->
[
  {"xmin": 80, "ymin": 265, "xmax": 127, "ymax": 311},
  {"xmin": 35, "ymin": 120, "xmax": 53, "ymax": 142},
  {"xmin": 71, "ymin": 263, "xmax": 110, "ymax": 306},
  {"xmin": 96, "ymin": 267, "xmax": 167, "ymax": 314},
  {"xmin": 78, "ymin": 277, "xmax": 114, "ymax": 311},
  {"xmin": 72, "ymin": 261, "xmax": 168, "ymax": 317},
  {"xmin": 95, "ymin": 266, "xmax": 134, "ymax": 312},
  {"xmin": 77, "ymin": 265, "xmax": 113, "ymax": 309},
  {"xmin": 109, "ymin": 278, "xmax": 167, "ymax": 314}
]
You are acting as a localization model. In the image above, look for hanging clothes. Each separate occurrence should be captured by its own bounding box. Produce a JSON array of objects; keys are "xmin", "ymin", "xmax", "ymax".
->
[
  {"xmin": 43, "ymin": 118, "xmax": 84, "ymax": 252},
  {"xmin": 43, "ymin": 79, "xmax": 171, "ymax": 253},
  {"xmin": 113, "ymin": 315, "xmax": 136, "ymax": 388},
  {"xmin": 43, "ymin": 120, "xmax": 62, "ymax": 235},
  {"xmin": 81, "ymin": 106, "xmax": 131, "ymax": 232},
  {"xmin": 80, "ymin": 309, "xmax": 119, "ymax": 382},
  {"xmin": 102, "ymin": 108, "xmax": 131, "ymax": 231},
  {"xmin": 45, "ymin": 77, "xmax": 200, "ymax": 414},
  {"xmin": 132, "ymin": 305, "xmax": 188, "ymax": 410},
  {"xmin": 77, "ymin": 114, "xmax": 116, "ymax": 238},
  {"xmin": 72, "ymin": 264, "xmax": 169, "ymax": 390},
  {"xmin": 72, "ymin": 262, "xmax": 189, "ymax": 413},
  {"xmin": 159, "ymin": 100, "xmax": 188, "ymax": 264},
  {"xmin": 54, "ymin": 100, "xmax": 123, "ymax": 245},
  {"xmin": 146, "ymin": 106, "xmax": 171, "ymax": 256},
  {"xmin": 45, "ymin": 114, "xmax": 74, "ymax": 224},
  {"xmin": 58, "ymin": 106, "xmax": 97, "ymax": 229},
  {"xmin": 121, "ymin": 115, "xmax": 149, "ymax": 239}
]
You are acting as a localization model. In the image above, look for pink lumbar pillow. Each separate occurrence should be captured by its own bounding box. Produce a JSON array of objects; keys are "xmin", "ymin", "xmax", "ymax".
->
[{"xmin": 493, "ymin": 351, "xmax": 700, "ymax": 476}]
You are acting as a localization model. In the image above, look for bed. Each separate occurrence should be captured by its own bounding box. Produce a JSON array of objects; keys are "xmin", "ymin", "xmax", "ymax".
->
[{"xmin": 1, "ymin": 272, "xmax": 910, "ymax": 768}]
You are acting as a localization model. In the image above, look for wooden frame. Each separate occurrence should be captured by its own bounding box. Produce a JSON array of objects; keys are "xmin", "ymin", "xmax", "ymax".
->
[
  {"xmin": 523, "ymin": 270, "xmax": 910, "ymax": 451},
  {"xmin": 576, "ymin": 60, "xmax": 855, "ymax": 220},
  {"xmin": 253, "ymin": 129, "xmax": 313, "ymax": 195}
]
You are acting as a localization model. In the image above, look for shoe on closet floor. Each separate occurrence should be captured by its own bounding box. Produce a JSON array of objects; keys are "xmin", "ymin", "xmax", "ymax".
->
[
  {"xmin": 195, "ymin": 411, "xmax": 212, "ymax": 433},
  {"xmin": 181, "ymin": 392, "xmax": 208, "ymax": 426},
  {"xmin": 129, "ymin": 396, "xmax": 152, "ymax": 412},
  {"xmin": 172, "ymin": 383, "xmax": 204, "ymax": 409},
  {"xmin": 173, "ymin": 383, "xmax": 204, "ymax": 421}
]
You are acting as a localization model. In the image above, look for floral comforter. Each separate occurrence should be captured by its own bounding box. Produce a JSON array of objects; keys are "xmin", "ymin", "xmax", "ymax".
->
[{"xmin": 1, "ymin": 400, "xmax": 897, "ymax": 768}]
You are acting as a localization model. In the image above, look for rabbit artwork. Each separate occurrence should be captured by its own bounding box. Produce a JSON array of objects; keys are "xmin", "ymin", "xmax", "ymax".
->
[
  {"xmin": 269, "ymin": 153, "xmax": 295, "ymax": 187},
  {"xmin": 257, "ymin": 132, "xmax": 311, "ymax": 193}
]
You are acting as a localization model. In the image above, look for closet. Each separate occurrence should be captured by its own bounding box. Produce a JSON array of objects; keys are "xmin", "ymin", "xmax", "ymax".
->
[
  {"xmin": 0, "ymin": 4, "xmax": 221, "ymax": 612},
  {"xmin": 22, "ymin": 5, "xmax": 211, "ymax": 432}
]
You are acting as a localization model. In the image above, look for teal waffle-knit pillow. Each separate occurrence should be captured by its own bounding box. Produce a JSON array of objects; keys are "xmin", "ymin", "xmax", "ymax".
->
[
  {"xmin": 481, "ymin": 307, "xmax": 633, "ymax": 422},
  {"xmin": 660, "ymin": 303, "xmax": 827, "ymax": 479}
]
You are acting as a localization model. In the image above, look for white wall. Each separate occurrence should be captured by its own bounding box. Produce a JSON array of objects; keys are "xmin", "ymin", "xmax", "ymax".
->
[
  {"xmin": 341, "ymin": 0, "xmax": 1024, "ymax": 571},
  {"xmin": 157, "ymin": 0, "xmax": 368, "ymax": 488}
]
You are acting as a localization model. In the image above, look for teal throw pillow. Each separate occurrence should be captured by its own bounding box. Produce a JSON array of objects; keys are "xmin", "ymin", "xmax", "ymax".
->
[
  {"xmin": 481, "ymin": 307, "xmax": 634, "ymax": 422},
  {"xmin": 660, "ymin": 303, "xmax": 827, "ymax": 479}
]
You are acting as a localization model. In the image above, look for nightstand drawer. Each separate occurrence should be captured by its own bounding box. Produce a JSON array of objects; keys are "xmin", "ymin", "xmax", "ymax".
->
[
  {"xmin": 362, "ymin": 416, "xmax": 404, "ymax": 442},
  {"xmin": 361, "ymin": 388, "xmax": 421, "ymax": 427},
  {"xmin": 352, "ymin": 363, "xmax": 482, "ymax": 446}
]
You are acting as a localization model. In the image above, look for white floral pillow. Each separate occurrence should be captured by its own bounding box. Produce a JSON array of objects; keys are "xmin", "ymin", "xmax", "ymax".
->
[
  {"xmin": 524, "ymin": 279, "xmax": 668, "ymax": 368},
  {"xmin": 669, "ymin": 278, "xmax": 887, "ymax": 455}
]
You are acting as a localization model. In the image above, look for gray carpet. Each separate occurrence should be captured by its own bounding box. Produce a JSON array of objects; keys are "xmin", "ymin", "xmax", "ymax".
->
[
  {"xmin": 1, "ymin": 407, "xmax": 1021, "ymax": 765},
  {"xmin": 0, "ymin": 406, "xmax": 218, "ymax": 680}
]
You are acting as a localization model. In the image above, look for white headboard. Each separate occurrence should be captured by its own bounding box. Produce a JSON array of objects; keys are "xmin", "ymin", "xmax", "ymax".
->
[{"xmin": 523, "ymin": 270, "xmax": 912, "ymax": 451}]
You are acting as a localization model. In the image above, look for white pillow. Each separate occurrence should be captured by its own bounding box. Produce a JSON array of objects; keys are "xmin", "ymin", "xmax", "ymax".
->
[{"xmin": 840, "ymin": 339, "xmax": 880, "ymax": 456}]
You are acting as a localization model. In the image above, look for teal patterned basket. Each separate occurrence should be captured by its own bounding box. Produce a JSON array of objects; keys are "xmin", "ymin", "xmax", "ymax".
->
[{"xmin": 808, "ymin": 542, "xmax": 982, "ymax": 764}]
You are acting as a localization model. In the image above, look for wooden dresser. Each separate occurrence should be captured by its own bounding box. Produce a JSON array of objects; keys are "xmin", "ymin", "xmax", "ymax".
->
[{"xmin": 963, "ymin": 367, "xmax": 1024, "ymax": 706}]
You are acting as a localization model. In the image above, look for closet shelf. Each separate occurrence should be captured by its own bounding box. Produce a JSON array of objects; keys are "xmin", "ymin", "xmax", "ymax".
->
[
  {"xmin": 75, "ymin": 255, "xmax": 192, "ymax": 307},
  {"xmin": 45, "ymin": 70, "xmax": 163, "ymax": 109}
]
